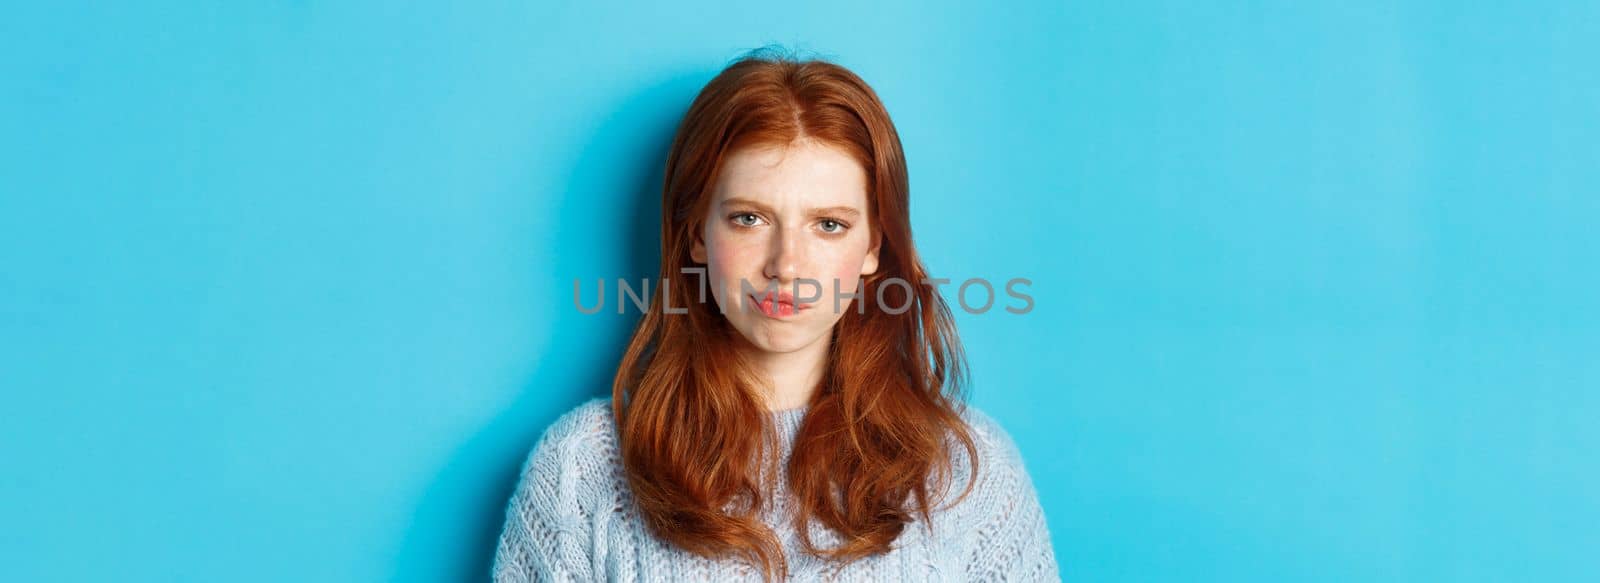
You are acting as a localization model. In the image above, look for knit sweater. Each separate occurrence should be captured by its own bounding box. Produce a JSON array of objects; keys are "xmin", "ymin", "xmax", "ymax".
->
[{"xmin": 492, "ymin": 397, "xmax": 1061, "ymax": 582}]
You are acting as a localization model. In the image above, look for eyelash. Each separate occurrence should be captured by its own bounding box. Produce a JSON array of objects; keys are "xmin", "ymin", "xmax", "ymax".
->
[{"xmin": 728, "ymin": 212, "xmax": 850, "ymax": 234}]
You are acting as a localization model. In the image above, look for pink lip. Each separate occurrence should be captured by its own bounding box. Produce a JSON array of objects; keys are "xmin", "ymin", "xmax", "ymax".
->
[{"xmin": 749, "ymin": 291, "xmax": 810, "ymax": 319}]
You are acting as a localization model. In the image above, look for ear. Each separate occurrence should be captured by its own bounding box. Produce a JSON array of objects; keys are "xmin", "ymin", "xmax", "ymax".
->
[
  {"xmin": 690, "ymin": 231, "xmax": 707, "ymax": 264},
  {"xmin": 861, "ymin": 231, "xmax": 881, "ymax": 276}
]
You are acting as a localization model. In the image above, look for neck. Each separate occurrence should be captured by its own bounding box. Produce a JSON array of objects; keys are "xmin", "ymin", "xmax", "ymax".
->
[{"xmin": 739, "ymin": 331, "xmax": 831, "ymax": 412}]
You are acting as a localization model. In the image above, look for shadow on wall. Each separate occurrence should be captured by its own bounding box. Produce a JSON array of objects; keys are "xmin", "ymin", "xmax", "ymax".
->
[{"xmin": 389, "ymin": 68, "xmax": 713, "ymax": 581}]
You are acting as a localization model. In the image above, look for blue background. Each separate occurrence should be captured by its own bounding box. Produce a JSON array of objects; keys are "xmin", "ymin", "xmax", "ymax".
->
[{"xmin": 3, "ymin": 1, "xmax": 1596, "ymax": 581}]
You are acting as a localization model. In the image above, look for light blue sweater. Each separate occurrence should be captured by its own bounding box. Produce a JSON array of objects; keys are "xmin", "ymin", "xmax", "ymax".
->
[{"xmin": 492, "ymin": 397, "xmax": 1060, "ymax": 581}]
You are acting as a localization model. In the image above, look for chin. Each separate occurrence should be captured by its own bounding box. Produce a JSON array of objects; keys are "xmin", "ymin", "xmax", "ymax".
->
[{"xmin": 737, "ymin": 327, "xmax": 821, "ymax": 354}]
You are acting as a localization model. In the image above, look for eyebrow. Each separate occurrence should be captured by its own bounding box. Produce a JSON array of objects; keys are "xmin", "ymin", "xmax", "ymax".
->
[{"xmin": 721, "ymin": 197, "xmax": 862, "ymax": 220}]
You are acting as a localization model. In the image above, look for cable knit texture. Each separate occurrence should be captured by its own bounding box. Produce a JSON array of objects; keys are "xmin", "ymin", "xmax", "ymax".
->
[{"xmin": 492, "ymin": 397, "xmax": 1060, "ymax": 582}]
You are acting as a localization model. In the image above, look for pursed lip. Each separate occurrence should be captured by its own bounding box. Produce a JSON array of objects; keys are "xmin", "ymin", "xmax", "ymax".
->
[{"xmin": 748, "ymin": 289, "xmax": 812, "ymax": 316}]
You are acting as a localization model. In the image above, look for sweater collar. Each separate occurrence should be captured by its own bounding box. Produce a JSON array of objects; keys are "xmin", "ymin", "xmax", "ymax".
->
[{"xmin": 769, "ymin": 404, "xmax": 810, "ymax": 453}]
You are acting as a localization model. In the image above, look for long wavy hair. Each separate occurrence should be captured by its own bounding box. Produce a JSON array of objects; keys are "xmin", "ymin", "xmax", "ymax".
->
[{"xmin": 610, "ymin": 48, "xmax": 981, "ymax": 581}]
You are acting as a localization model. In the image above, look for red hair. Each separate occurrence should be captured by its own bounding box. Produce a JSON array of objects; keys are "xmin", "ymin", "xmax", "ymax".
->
[{"xmin": 610, "ymin": 48, "xmax": 980, "ymax": 581}]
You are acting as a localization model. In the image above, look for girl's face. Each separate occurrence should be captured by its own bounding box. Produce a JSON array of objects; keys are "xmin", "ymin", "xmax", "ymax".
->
[{"xmin": 691, "ymin": 139, "xmax": 881, "ymax": 355}]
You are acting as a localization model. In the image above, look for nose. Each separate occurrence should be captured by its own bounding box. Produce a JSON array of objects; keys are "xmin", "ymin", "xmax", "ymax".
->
[{"xmin": 763, "ymin": 223, "xmax": 807, "ymax": 284}]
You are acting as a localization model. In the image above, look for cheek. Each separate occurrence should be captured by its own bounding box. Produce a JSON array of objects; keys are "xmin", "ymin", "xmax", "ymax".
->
[
  {"xmin": 820, "ymin": 246, "xmax": 871, "ymax": 295},
  {"xmin": 704, "ymin": 233, "xmax": 762, "ymax": 287}
]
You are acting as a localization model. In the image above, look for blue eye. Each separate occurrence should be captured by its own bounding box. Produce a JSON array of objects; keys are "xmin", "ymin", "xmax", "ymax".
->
[
  {"xmin": 731, "ymin": 213, "xmax": 763, "ymax": 228},
  {"xmin": 819, "ymin": 219, "xmax": 846, "ymax": 233}
]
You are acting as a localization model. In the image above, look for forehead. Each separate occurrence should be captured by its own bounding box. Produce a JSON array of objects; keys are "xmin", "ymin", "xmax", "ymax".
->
[{"xmin": 713, "ymin": 140, "xmax": 868, "ymax": 207}]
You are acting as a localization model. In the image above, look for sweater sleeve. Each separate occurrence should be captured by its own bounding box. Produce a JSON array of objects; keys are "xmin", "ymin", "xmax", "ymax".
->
[
  {"xmin": 492, "ymin": 401, "xmax": 608, "ymax": 582},
  {"xmin": 961, "ymin": 410, "xmax": 1062, "ymax": 582}
]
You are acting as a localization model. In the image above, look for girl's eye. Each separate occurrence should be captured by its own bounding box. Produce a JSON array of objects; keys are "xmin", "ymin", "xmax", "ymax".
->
[
  {"xmin": 731, "ymin": 213, "xmax": 763, "ymax": 227},
  {"xmin": 819, "ymin": 219, "xmax": 847, "ymax": 234}
]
